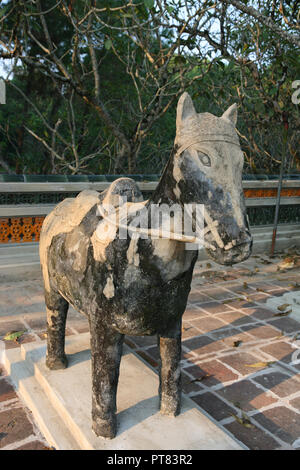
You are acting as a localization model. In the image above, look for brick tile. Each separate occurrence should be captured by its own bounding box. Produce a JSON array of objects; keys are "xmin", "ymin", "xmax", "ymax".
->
[
  {"xmin": 216, "ymin": 310, "xmax": 257, "ymax": 327},
  {"xmin": 127, "ymin": 335, "xmax": 157, "ymax": 349},
  {"xmin": 197, "ymin": 301, "xmax": 233, "ymax": 314},
  {"xmin": 190, "ymin": 317, "xmax": 227, "ymax": 334},
  {"xmin": 269, "ymin": 289, "xmax": 290, "ymax": 297},
  {"xmin": 181, "ymin": 325, "xmax": 201, "ymax": 339},
  {"xmin": 222, "ymin": 352, "xmax": 263, "ymax": 375},
  {"xmin": 124, "ymin": 338, "xmax": 136, "ymax": 349},
  {"xmin": 260, "ymin": 341, "xmax": 298, "ymax": 364},
  {"xmin": 223, "ymin": 299, "xmax": 257, "ymax": 309},
  {"xmin": 192, "ymin": 392, "xmax": 236, "ymax": 421},
  {"xmin": 184, "ymin": 360, "xmax": 238, "ymax": 387},
  {"xmin": 289, "ymin": 397, "xmax": 300, "ymax": 410},
  {"xmin": 0, "ymin": 379, "xmax": 17, "ymax": 403},
  {"xmin": 183, "ymin": 335, "xmax": 225, "ymax": 356},
  {"xmin": 242, "ymin": 307, "xmax": 278, "ymax": 321},
  {"xmin": 220, "ymin": 331, "xmax": 256, "ymax": 348},
  {"xmin": 253, "ymin": 406, "xmax": 300, "ymax": 445},
  {"xmin": 0, "ymin": 320, "xmax": 26, "ymax": 338},
  {"xmin": 209, "ymin": 326, "xmax": 241, "ymax": 341},
  {"xmin": 224, "ymin": 420, "xmax": 279, "ymax": 450},
  {"xmin": 253, "ymin": 371, "xmax": 300, "ymax": 398},
  {"xmin": 247, "ymin": 293, "xmax": 271, "ymax": 302},
  {"xmin": 187, "ymin": 291, "xmax": 212, "ymax": 304},
  {"xmin": 4, "ymin": 333, "xmax": 36, "ymax": 349},
  {"xmin": 201, "ymin": 288, "xmax": 237, "ymax": 301},
  {"xmin": 181, "ymin": 371, "xmax": 205, "ymax": 394},
  {"xmin": 217, "ymin": 379, "xmax": 278, "ymax": 411},
  {"xmin": 68, "ymin": 321, "xmax": 89, "ymax": 334},
  {"xmin": 241, "ymin": 324, "xmax": 281, "ymax": 340},
  {"xmin": 15, "ymin": 440, "xmax": 51, "ymax": 450},
  {"xmin": 246, "ymin": 282, "xmax": 279, "ymax": 293},
  {"xmin": 183, "ymin": 308, "xmax": 208, "ymax": 320},
  {"xmin": 135, "ymin": 350, "xmax": 158, "ymax": 369},
  {"xmin": 22, "ymin": 314, "xmax": 46, "ymax": 331},
  {"xmin": 269, "ymin": 317, "xmax": 300, "ymax": 334},
  {"xmin": 0, "ymin": 408, "xmax": 34, "ymax": 449}
]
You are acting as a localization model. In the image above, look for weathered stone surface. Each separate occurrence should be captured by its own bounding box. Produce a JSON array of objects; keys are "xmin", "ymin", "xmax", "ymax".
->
[{"xmin": 39, "ymin": 93, "xmax": 252, "ymax": 438}]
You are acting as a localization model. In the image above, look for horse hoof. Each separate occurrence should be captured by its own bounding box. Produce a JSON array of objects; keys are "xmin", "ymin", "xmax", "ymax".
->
[
  {"xmin": 92, "ymin": 416, "xmax": 117, "ymax": 439},
  {"xmin": 160, "ymin": 398, "xmax": 180, "ymax": 417},
  {"xmin": 46, "ymin": 354, "xmax": 68, "ymax": 370}
]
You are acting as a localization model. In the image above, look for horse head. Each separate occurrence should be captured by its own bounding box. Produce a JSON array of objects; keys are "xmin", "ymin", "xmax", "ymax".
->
[{"xmin": 172, "ymin": 92, "xmax": 252, "ymax": 265}]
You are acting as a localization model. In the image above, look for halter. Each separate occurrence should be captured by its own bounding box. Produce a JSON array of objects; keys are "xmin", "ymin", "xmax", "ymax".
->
[
  {"xmin": 176, "ymin": 136, "xmax": 241, "ymax": 157},
  {"xmin": 95, "ymin": 136, "xmax": 242, "ymax": 252}
]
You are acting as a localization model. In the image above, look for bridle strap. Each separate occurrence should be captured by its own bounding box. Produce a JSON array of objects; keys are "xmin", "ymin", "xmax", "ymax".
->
[{"xmin": 176, "ymin": 138, "xmax": 240, "ymax": 156}]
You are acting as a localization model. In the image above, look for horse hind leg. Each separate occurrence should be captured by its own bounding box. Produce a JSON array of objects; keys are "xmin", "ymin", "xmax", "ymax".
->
[{"xmin": 45, "ymin": 288, "xmax": 69, "ymax": 370}]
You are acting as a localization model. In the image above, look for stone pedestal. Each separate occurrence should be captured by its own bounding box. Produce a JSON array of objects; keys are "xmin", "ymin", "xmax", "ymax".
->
[{"xmin": 3, "ymin": 333, "xmax": 244, "ymax": 450}]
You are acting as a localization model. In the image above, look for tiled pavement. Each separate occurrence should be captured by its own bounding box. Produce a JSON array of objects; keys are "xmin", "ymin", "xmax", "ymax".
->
[{"xmin": 1, "ymin": 251, "xmax": 300, "ymax": 450}]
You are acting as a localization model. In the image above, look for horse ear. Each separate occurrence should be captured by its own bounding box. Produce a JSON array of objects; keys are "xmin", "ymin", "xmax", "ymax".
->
[
  {"xmin": 222, "ymin": 103, "xmax": 238, "ymax": 126},
  {"xmin": 176, "ymin": 92, "xmax": 197, "ymax": 132}
]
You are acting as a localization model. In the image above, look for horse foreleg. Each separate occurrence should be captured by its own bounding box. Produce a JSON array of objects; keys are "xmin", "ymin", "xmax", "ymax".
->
[
  {"xmin": 45, "ymin": 289, "xmax": 69, "ymax": 370},
  {"xmin": 89, "ymin": 316, "xmax": 124, "ymax": 439},
  {"xmin": 158, "ymin": 320, "xmax": 182, "ymax": 416}
]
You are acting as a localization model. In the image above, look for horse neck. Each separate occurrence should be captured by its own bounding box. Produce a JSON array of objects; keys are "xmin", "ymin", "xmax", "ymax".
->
[{"xmin": 149, "ymin": 146, "xmax": 183, "ymax": 207}]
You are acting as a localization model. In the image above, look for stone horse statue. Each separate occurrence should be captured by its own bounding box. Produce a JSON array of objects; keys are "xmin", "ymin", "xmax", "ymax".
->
[{"xmin": 39, "ymin": 92, "xmax": 252, "ymax": 439}]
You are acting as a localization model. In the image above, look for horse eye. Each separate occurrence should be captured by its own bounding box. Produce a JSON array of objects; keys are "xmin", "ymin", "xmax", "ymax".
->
[{"xmin": 198, "ymin": 152, "xmax": 211, "ymax": 166}]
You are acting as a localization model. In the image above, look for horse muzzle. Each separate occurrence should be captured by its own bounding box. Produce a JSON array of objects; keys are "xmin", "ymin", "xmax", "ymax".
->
[{"xmin": 205, "ymin": 231, "xmax": 253, "ymax": 265}]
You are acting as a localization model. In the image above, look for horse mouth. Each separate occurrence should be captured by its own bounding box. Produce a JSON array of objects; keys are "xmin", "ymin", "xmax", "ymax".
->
[{"xmin": 205, "ymin": 237, "xmax": 253, "ymax": 265}]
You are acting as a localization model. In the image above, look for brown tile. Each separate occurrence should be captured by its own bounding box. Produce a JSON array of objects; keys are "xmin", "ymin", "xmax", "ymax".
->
[
  {"xmin": 246, "ymin": 282, "xmax": 279, "ymax": 293},
  {"xmin": 184, "ymin": 360, "xmax": 238, "ymax": 387},
  {"xmin": 269, "ymin": 289, "xmax": 290, "ymax": 297},
  {"xmin": 260, "ymin": 341, "xmax": 298, "ymax": 364},
  {"xmin": 197, "ymin": 301, "xmax": 233, "ymax": 314},
  {"xmin": 191, "ymin": 317, "xmax": 227, "ymax": 334},
  {"xmin": 4, "ymin": 333, "xmax": 36, "ymax": 349},
  {"xmin": 22, "ymin": 314, "xmax": 46, "ymax": 331},
  {"xmin": 209, "ymin": 326, "xmax": 241, "ymax": 341},
  {"xmin": 222, "ymin": 352, "xmax": 263, "ymax": 375},
  {"xmin": 201, "ymin": 288, "xmax": 237, "ymax": 301},
  {"xmin": 253, "ymin": 406, "xmax": 300, "ymax": 445},
  {"xmin": 0, "ymin": 320, "xmax": 26, "ymax": 338},
  {"xmin": 217, "ymin": 379, "xmax": 278, "ymax": 411},
  {"xmin": 187, "ymin": 291, "xmax": 212, "ymax": 304},
  {"xmin": 223, "ymin": 299, "xmax": 257, "ymax": 309},
  {"xmin": 224, "ymin": 420, "xmax": 279, "ymax": 450},
  {"xmin": 220, "ymin": 331, "xmax": 255, "ymax": 348},
  {"xmin": 192, "ymin": 392, "xmax": 236, "ymax": 421},
  {"xmin": 246, "ymin": 293, "xmax": 270, "ymax": 302},
  {"xmin": 135, "ymin": 350, "xmax": 158, "ymax": 369},
  {"xmin": 269, "ymin": 317, "xmax": 300, "ymax": 334},
  {"xmin": 0, "ymin": 408, "xmax": 34, "ymax": 449},
  {"xmin": 0, "ymin": 379, "xmax": 17, "ymax": 403},
  {"xmin": 181, "ymin": 371, "xmax": 205, "ymax": 394},
  {"xmin": 242, "ymin": 307, "xmax": 278, "ymax": 321},
  {"xmin": 183, "ymin": 308, "xmax": 208, "ymax": 320},
  {"xmin": 241, "ymin": 324, "xmax": 281, "ymax": 340},
  {"xmin": 253, "ymin": 371, "xmax": 300, "ymax": 398},
  {"xmin": 181, "ymin": 325, "xmax": 201, "ymax": 339},
  {"xmin": 15, "ymin": 440, "xmax": 52, "ymax": 450},
  {"xmin": 216, "ymin": 310, "xmax": 257, "ymax": 327},
  {"xmin": 289, "ymin": 396, "xmax": 300, "ymax": 410},
  {"xmin": 183, "ymin": 335, "xmax": 225, "ymax": 357},
  {"xmin": 128, "ymin": 335, "xmax": 157, "ymax": 349}
]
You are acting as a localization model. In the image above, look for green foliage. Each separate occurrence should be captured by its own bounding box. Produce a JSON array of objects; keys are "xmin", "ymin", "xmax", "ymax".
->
[{"xmin": 0, "ymin": 0, "xmax": 299, "ymax": 175}]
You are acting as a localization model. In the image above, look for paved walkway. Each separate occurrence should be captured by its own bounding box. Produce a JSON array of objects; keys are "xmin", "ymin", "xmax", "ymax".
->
[{"xmin": 1, "ymin": 250, "xmax": 300, "ymax": 450}]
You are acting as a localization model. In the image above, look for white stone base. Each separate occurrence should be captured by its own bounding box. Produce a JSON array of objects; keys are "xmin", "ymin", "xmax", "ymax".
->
[{"xmin": 3, "ymin": 333, "xmax": 244, "ymax": 450}]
